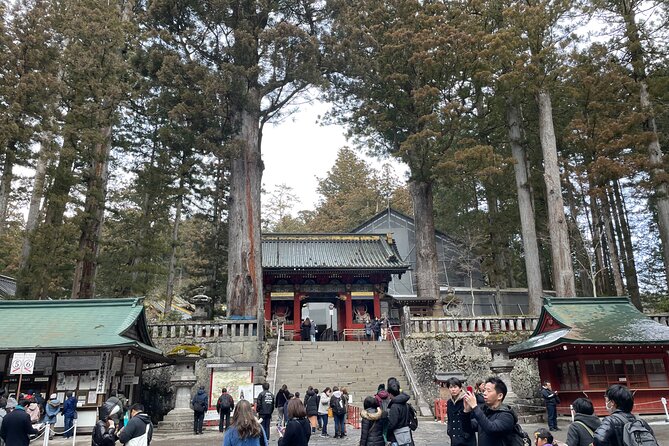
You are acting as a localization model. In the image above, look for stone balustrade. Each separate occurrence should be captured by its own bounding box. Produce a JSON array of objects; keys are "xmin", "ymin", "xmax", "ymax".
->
[
  {"xmin": 150, "ymin": 320, "xmax": 258, "ymax": 340},
  {"xmin": 407, "ymin": 312, "xmax": 669, "ymax": 335}
]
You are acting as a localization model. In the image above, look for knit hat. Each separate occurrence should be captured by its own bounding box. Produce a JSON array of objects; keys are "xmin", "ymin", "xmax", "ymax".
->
[
  {"xmin": 6, "ymin": 397, "xmax": 17, "ymax": 409},
  {"xmin": 50, "ymin": 393, "xmax": 58, "ymax": 399}
]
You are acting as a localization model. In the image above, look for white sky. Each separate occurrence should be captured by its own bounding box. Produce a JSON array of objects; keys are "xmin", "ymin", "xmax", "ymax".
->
[{"xmin": 261, "ymin": 100, "xmax": 408, "ymax": 214}]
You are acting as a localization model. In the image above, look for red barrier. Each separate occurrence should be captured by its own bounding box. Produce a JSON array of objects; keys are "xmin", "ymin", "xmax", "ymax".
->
[
  {"xmin": 347, "ymin": 405, "xmax": 362, "ymax": 429},
  {"xmin": 434, "ymin": 399, "xmax": 447, "ymax": 424}
]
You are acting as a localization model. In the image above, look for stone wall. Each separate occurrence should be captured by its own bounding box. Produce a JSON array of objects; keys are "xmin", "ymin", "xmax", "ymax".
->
[
  {"xmin": 402, "ymin": 332, "xmax": 540, "ymax": 404},
  {"xmin": 142, "ymin": 332, "xmax": 266, "ymax": 422}
]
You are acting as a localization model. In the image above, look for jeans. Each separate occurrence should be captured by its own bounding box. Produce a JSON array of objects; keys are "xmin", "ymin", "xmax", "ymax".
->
[
  {"xmin": 546, "ymin": 404, "xmax": 557, "ymax": 429},
  {"xmin": 194, "ymin": 411, "xmax": 204, "ymax": 433},
  {"xmin": 261, "ymin": 414, "xmax": 271, "ymax": 440},
  {"xmin": 219, "ymin": 410, "xmax": 231, "ymax": 431},
  {"xmin": 320, "ymin": 413, "xmax": 329, "ymax": 435},
  {"xmin": 64, "ymin": 416, "xmax": 75, "ymax": 438},
  {"xmin": 277, "ymin": 404, "xmax": 285, "ymax": 427},
  {"xmin": 333, "ymin": 413, "xmax": 345, "ymax": 436}
]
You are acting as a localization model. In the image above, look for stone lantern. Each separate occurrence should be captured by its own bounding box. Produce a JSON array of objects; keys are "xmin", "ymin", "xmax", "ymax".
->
[
  {"xmin": 190, "ymin": 294, "xmax": 211, "ymax": 320},
  {"xmin": 485, "ymin": 340, "xmax": 517, "ymax": 403},
  {"xmin": 158, "ymin": 345, "xmax": 207, "ymax": 431}
]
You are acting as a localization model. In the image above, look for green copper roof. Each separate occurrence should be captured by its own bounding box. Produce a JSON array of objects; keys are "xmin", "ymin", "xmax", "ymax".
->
[
  {"xmin": 0, "ymin": 298, "xmax": 165, "ymax": 361},
  {"xmin": 262, "ymin": 234, "xmax": 410, "ymax": 272},
  {"xmin": 509, "ymin": 297, "xmax": 669, "ymax": 356}
]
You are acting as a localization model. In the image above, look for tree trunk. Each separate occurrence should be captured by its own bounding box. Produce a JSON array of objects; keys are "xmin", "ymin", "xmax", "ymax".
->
[
  {"xmin": 621, "ymin": 5, "xmax": 669, "ymax": 289},
  {"xmin": 165, "ymin": 189, "xmax": 183, "ymax": 316},
  {"xmin": 71, "ymin": 127, "xmax": 112, "ymax": 299},
  {"xmin": 507, "ymin": 101, "xmax": 544, "ymax": 313},
  {"xmin": 226, "ymin": 89, "xmax": 264, "ymax": 321},
  {"xmin": 0, "ymin": 146, "xmax": 15, "ymax": 235},
  {"xmin": 485, "ymin": 189, "xmax": 509, "ymax": 289},
  {"xmin": 20, "ymin": 136, "xmax": 52, "ymax": 269},
  {"xmin": 612, "ymin": 180, "xmax": 642, "ymax": 309},
  {"xmin": 409, "ymin": 180, "xmax": 441, "ymax": 316},
  {"xmin": 536, "ymin": 90, "xmax": 575, "ymax": 297},
  {"xmin": 600, "ymin": 193, "xmax": 625, "ymax": 296}
]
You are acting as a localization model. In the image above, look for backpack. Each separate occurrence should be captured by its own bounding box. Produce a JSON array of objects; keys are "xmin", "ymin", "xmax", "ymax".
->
[
  {"xmin": 575, "ymin": 420, "xmax": 594, "ymax": 446},
  {"xmin": 219, "ymin": 394, "xmax": 232, "ymax": 410},
  {"xmin": 194, "ymin": 397, "xmax": 207, "ymax": 413},
  {"xmin": 614, "ymin": 414, "xmax": 659, "ymax": 446},
  {"xmin": 406, "ymin": 403, "xmax": 418, "ymax": 431},
  {"xmin": 332, "ymin": 396, "xmax": 347, "ymax": 415},
  {"xmin": 507, "ymin": 423, "xmax": 532, "ymax": 446}
]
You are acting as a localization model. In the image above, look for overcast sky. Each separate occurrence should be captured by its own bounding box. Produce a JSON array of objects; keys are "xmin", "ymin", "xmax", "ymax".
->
[{"xmin": 261, "ymin": 100, "xmax": 408, "ymax": 215}]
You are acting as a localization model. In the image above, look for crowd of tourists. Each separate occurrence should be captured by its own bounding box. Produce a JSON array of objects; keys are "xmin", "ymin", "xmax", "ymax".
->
[{"xmin": 444, "ymin": 376, "xmax": 659, "ymax": 446}]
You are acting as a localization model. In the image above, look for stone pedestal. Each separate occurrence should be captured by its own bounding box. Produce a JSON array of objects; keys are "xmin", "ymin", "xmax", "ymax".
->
[
  {"xmin": 487, "ymin": 341, "xmax": 517, "ymax": 403},
  {"xmin": 158, "ymin": 355, "xmax": 199, "ymax": 432}
]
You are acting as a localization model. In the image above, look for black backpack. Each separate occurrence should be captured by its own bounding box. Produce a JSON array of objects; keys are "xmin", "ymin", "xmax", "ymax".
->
[
  {"xmin": 506, "ymin": 422, "xmax": 532, "ymax": 446},
  {"xmin": 406, "ymin": 403, "xmax": 418, "ymax": 431},
  {"xmin": 332, "ymin": 395, "xmax": 347, "ymax": 415},
  {"xmin": 219, "ymin": 394, "xmax": 232, "ymax": 410}
]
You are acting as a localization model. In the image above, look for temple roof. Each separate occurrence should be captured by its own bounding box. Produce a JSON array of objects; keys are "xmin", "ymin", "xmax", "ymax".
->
[
  {"xmin": 0, "ymin": 297, "xmax": 166, "ymax": 362},
  {"xmin": 509, "ymin": 297, "xmax": 669, "ymax": 357},
  {"xmin": 262, "ymin": 233, "xmax": 409, "ymax": 273}
]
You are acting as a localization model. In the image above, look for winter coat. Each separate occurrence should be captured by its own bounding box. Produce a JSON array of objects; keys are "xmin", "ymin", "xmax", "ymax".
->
[
  {"xmin": 63, "ymin": 396, "xmax": 78, "ymax": 418},
  {"xmin": 541, "ymin": 387, "xmax": 560, "ymax": 406},
  {"xmin": 275, "ymin": 390, "xmax": 289, "ymax": 409},
  {"xmin": 0, "ymin": 407, "xmax": 38, "ymax": 446},
  {"xmin": 567, "ymin": 413, "xmax": 601, "ymax": 446},
  {"xmin": 45, "ymin": 398, "xmax": 60, "ymax": 424},
  {"xmin": 192, "ymin": 389, "xmax": 209, "ymax": 413},
  {"xmin": 256, "ymin": 391, "xmax": 274, "ymax": 416},
  {"xmin": 330, "ymin": 390, "xmax": 346, "ymax": 416},
  {"xmin": 447, "ymin": 392, "xmax": 476, "ymax": 446},
  {"xmin": 222, "ymin": 425, "xmax": 268, "ymax": 446},
  {"xmin": 25, "ymin": 402, "xmax": 40, "ymax": 423},
  {"xmin": 386, "ymin": 392, "xmax": 413, "ymax": 445},
  {"xmin": 464, "ymin": 403, "xmax": 516, "ymax": 446},
  {"xmin": 118, "ymin": 412, "xmax": 153, "ymax": 446},
  {"xmin": 92, "ymin": 420, "xmax": 117, "ymax": 446},
  {"xmin": 593, "ymin": 410, "xmax": 654, "ymax": 446},
  {"xmin": 305, "ymin": 391, "xmax": 319, "ymax": 417},
  {"xmin": 360, "ymin": 408, "xmax": 385, "ymax": 446},
  {"xmin": 475, "ymin": 393, "xmax": 485, "ymax": 406},
  {"xmin": 278, "ymin": 417, "xmax": 310, "ymax": 446},
  {"xmin": 318, "ymin": 392, "xmax": 330, "ymax": 415}
]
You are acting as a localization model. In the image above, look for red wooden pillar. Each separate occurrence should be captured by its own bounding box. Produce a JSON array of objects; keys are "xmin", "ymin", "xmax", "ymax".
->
[
  {"xmin": 293, "ymin": 292, "xmax": 302, "ymax": 340},
  {"xmin": 344, "ymin": 293, "xmax": 353, "ymax": 340},
  {"xmin": 577, "ymin": 355, "xmax": 591, "ymax": 390},
  {"xmin": 373, "ymin": 291, "xmax": 381, "ymax": 319},
  {"xmin": 264, "ymin": 292, "xmax": 272, "ymax": 321}
]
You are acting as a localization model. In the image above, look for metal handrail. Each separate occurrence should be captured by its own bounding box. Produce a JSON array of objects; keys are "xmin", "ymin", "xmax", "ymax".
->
[
  {"xmin": 388, "ymin": 324, "xmax": 432, "ymax": 417},
  {"xmin": 271, "ymin": 321, "xmax": 283, "ymax": 393}
]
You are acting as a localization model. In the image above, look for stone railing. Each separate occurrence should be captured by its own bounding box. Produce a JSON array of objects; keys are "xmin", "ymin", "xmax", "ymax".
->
[
  {"xmin": 408, "ymin": 316, "xmax": 538, "ymax": 335},
  {"xmin": 406, "ymin": 313, "xmax": 669, "ymax": 335},
  {"xmin": 150, "ymin": 320, "xmax": 258, "ymax": 340}
]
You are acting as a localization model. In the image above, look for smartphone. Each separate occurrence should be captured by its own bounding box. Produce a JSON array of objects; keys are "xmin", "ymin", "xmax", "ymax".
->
[{"xmin": 466, "ymin": 386, "xmax": 474, "ymax": 393}]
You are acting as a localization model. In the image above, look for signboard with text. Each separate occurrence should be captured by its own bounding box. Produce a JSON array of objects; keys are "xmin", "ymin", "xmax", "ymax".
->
[{"xmin": 10, "ymin": 353, "xmax": 36, "ymax": 375}]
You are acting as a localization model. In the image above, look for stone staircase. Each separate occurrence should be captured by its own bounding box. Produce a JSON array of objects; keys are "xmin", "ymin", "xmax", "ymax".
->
[{"xmin": 271, "ymin": 341, "xmax": 412, "ymax": 406}]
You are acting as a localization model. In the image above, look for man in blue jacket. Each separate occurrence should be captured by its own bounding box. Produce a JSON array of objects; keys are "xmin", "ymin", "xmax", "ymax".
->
[
  {"xmin": 62, "ymin": 391, "xmax": 78, "ymax": 438},
  {"xmin": 463, "ymin": 377, "xmax": 515, "ymax": 446},
  {"xmin": 191, "ymin": 386, "xmax": 209, "ymax": 435}
]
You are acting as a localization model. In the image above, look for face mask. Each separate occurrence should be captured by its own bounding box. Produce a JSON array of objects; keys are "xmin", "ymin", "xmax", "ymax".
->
[{"xmin": 605, "ymin": 400, "xmax": 613, "ymax": 412}]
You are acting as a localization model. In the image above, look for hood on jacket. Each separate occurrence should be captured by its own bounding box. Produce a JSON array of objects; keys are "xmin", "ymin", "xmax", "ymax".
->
[
  {"xmin": 574, "ymin": 412, "xmax": 601, "ymax": 431},
  {"xmin": 389, "ymin": 393, "xmax": 410, "ymax": 405},
  {"xmin": 376, "ymin": 390, "xmax": 389, "ymax": 400},
  {"xmin": 28, "ymin": 402, "xmax": 38, "ymax": 409},
  {"xmin": 197, "ymin": 389, "xmax": 205, "ymax": 396},
  {"xmin": 48, "ymin": 399, "xmax": 60, "ymax": 407},
  {"xmin": 361, "ymin": 408, "xmax": 383, "ymax": 421},
  {"xmin": 134, "ymin": 412, "xmax": 152, "ymax": 425},
  {"xmin": 450, "ymin": 390, "xmax": 466, "ymax": 403},
  {"xmin": 332, "ymin": 390, "xmax": 342, "ymax": 398}
]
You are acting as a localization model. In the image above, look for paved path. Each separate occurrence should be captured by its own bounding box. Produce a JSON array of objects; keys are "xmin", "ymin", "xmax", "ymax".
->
[{"xmin": 45, "ymin": 415, "xmax": 669, "ymax": 445}]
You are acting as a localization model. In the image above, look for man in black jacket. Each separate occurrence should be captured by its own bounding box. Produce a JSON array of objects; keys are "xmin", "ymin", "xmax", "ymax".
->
[
  {"xmin": 463, "ymin": 377, "xmax": 515, "ymax": 446},
  {"xmin": 594, "ymin": 384, "xmax": 656, "ymax": 446},
  {"xmin": 0, "ymin": 400, "xmax": 38, "ymax": 446},
  {"xmin": 446, "ymin": 377, "xmax": 476, "ymax": 446},
  {"xmin": 566, "ymin": 398, "xmax": 601, "ymax": 446},
  {"xmin": 256, "ymin": 382, "xmax": 274, "ymax": 441},
  {"xmin": 541, "ymin": 381, "xmax": 560, "ymax": 431},
  {"xmin": 216, "ymin": 388, "xmax": 235, "ymax": 432},
  {"xmin": 118, "ymin": 403, "xmax": 153, "ymax": 445},
  {"xmin": 386, "ymin": 378, "xmax": 413, "ymax": 446}
]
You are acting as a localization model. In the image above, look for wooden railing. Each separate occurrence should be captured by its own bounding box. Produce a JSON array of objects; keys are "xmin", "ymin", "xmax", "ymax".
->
[
  {"xmin": 150, "ymin": 320, "xmax": 258, "ymax": 340},
  {"xmin": 650, "ymin": 314, "xmax": 669, "ymax": 326}
]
